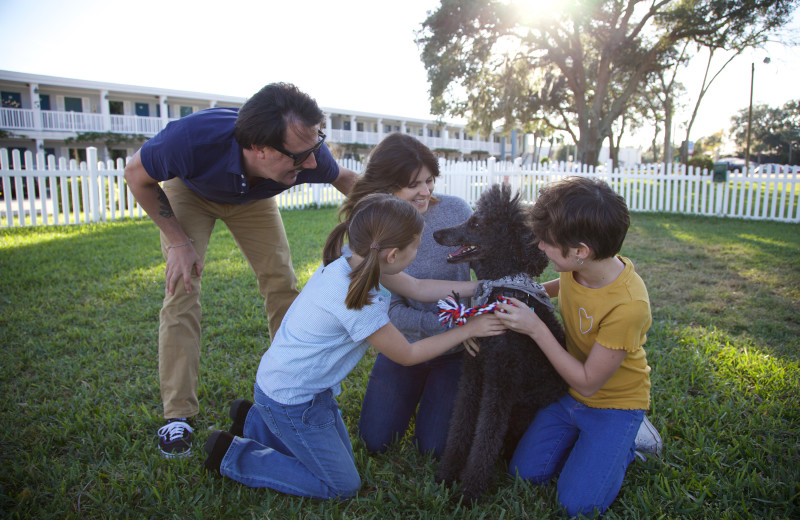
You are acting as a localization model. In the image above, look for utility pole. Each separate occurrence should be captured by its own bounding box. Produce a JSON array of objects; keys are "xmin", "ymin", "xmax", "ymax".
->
[{"xmin": 745, "ymin": 57, "xmax": 771, "ymax": 175}]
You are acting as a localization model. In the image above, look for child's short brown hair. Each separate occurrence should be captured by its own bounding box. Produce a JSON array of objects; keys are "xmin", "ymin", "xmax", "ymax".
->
[{"xmin": 531, "ymin": 176, "xmax": 629, "ymax": 260}]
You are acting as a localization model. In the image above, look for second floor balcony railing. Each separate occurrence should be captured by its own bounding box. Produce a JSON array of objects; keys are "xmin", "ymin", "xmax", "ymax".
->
[
  {"xmin": 2, "ymin": 107, "xmax": 168, "ymax": 136},
  {"xmin": 109, "ymin": 114, "xmax": 164, "ymax": 135},
  {"xmin": 2, "ymin": 106, "xmax": 503, "ymax": 155},
  {"xmin": 41, "ymin": 110, "xmax": 106, "ymax": 132},
  {"xmin": 1, "ymin": 107, "xmax": 37, "ymax": 129}
]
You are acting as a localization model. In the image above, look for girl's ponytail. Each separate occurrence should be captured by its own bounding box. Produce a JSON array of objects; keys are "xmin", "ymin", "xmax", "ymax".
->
[{"xmin": 345, "ymin": 244, "xmax": 381, "ymax": 309}]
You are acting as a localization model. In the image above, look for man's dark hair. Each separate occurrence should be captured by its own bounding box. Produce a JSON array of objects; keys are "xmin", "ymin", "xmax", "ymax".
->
[{"xmin": 234, "ymin": 82, "xmax": 324, "ymax": 150}]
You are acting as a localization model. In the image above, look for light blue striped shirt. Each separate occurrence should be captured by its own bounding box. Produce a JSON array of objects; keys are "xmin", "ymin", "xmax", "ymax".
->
[{"xmin": 256, "ymin": 255, "xmax": 391, "ymax": 404}]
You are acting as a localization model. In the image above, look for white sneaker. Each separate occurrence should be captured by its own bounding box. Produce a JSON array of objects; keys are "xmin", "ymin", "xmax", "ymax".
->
[{"xmin": 634, "ymin": 415, "xmax": 663, "ymax": 461}]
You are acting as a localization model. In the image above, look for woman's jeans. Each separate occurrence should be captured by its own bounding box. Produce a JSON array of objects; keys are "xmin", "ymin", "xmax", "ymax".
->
[
  {"xmin": 358, "ymin": 351, "xmax": 462, "ymax": 458},
  {"xmin": 219, "ymin": 384, "xmax": 360, "ymax": 499},
  {"xmin": 509, "ymin": 394, "xmax": 644, "ymax": 517}
]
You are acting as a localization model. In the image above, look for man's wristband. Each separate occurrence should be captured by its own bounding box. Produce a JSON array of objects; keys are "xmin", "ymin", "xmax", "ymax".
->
[{"xmin": 167, "ymin": 238, "xmax": 194, "ymax": 250}]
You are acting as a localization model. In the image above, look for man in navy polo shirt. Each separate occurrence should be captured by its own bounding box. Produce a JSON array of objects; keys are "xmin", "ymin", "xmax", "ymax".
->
[{"xmin": 124, "ymin": 83, "xmax": 357, "ymax": 458}]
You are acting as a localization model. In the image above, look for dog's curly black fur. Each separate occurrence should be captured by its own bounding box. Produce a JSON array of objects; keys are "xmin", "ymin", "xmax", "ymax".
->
[{"xmin": 433, "ymin": 184, "xmax": 568, "ymax": 503}]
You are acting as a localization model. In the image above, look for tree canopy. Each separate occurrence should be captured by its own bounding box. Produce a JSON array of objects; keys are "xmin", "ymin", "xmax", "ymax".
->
[
  {"xmin": 729, "ymin": 99, "xmax": 800, "ymax": 164},
  {"xmin": 417, "ymin": 0, "xmax": 797, "ymax": 165}
]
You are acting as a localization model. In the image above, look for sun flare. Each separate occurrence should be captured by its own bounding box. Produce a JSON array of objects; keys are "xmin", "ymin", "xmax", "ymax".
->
[{"xmin": 510, "ymin": 0, "xmax": 564, "ymax": 17}]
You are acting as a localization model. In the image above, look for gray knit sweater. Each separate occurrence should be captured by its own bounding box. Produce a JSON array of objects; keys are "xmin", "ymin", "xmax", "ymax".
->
[{"xmin": 388, "ymin": 194, "xmax": 473, "ymax": 346}]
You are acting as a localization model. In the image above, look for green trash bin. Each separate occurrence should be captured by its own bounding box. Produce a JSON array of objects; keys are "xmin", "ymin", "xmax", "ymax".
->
[{"xmin": 712, "ymin": 163, "xmax": 728, "ymax": 182}]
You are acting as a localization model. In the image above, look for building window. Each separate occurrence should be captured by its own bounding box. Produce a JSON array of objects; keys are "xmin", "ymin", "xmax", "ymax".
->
[
  {"xmin": 2, "ymin": 91, "xmax": 23, "ymax": 108},
  {"xmin": 135, "ymin": 103, "xmax": 149, "ymax": 117},
  {"xmin": 356, "ymin": 122, "xmax": 364, "ymax": 132},
  {"xmin": 180, "ymin": 106, "xmax": 193, "ymax": 117},
  {"xmin": 40, "ymin": 94, "xmax": 51, "ymax": 110},
  {"xmin": 384, "ymin": 124, "xmax": 392, "ymax": 133},
  {"xmin": 109, "ymin": 101, "xmax": 124, "ymax": 115},
  {"xmin": 68, "ymin": 148, "xmax": 87, "ymax": 163},
  {"xmin": 64, "ymin": 97, "xmax": 83, "ymax": 112},
  {"xmin": 343, "ymin": 121, "xmax": 351, "ymax": 131}
]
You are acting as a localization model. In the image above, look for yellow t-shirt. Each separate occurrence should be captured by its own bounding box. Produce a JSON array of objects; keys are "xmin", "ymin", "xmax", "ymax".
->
[{"xmin": 560, "ymin": 256, "xmax": 652, "ymax": 410}]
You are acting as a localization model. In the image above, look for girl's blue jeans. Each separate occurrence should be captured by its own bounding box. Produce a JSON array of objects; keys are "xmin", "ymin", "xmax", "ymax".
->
[
  {"xmin": 358, "ymin": 351, "xmax": 462, "ymax": 458},
  {"xmin": 509, "ymin": 393, "xmax": 644, "ymax": 517},
  {"xmin": 219, "ymin": 383, "xmax": 360, "ymax": 499}
]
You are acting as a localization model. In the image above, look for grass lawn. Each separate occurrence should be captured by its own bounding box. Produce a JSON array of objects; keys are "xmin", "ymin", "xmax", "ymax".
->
[{"xmin": 0, "ymin": 208, "xmax": 798, "ymax": 519}]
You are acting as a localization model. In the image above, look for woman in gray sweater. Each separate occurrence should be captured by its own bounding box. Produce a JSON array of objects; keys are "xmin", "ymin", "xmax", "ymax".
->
[{"xmin": 354, "ymin": 133, "xmax": 473, "ymax": 458}]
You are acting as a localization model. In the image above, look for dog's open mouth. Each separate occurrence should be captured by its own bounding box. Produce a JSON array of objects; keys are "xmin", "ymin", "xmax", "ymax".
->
[{"xmin": 446, "ymin": 245, "xmax": 480, "ymax": 262}]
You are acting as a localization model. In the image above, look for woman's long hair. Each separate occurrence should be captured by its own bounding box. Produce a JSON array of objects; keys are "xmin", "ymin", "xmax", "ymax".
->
[{"xmin": 323, "ymin": 194, "xmax": 424, "ymax": 309}]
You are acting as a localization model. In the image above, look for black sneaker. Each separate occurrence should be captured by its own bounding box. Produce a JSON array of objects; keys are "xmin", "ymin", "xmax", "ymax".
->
[
  {"xmin": 157, "ymin": 418, "xmax": 194, "ymax": 458},
  {"xmin": 229, "ymin": 399, "xmax": 253, "ymax": 437},
  {"xmin": 204, "ymin": 430, "xmax": 234, "ymax": 474}
]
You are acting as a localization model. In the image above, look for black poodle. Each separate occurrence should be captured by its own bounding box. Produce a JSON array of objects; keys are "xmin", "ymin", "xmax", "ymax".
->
[{"xmin": 433, "ymin": 183, "xmax": 568, "ymax": 503}]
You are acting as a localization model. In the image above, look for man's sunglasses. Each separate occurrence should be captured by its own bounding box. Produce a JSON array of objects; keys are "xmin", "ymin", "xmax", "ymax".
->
[{"xmin": 272, "ymin": 130, "xmax": 326, "ymax": 167}]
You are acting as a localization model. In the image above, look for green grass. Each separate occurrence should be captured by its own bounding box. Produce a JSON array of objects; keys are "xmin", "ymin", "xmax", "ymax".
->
[{"xmin": 1, "ymin": 209, "xmax": 798, "ymax": 519}]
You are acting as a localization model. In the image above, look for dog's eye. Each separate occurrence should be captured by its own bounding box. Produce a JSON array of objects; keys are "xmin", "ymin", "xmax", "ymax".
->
[{"xmin": 469, "ymin": 219, "xmax": 480, "ymax": 228}]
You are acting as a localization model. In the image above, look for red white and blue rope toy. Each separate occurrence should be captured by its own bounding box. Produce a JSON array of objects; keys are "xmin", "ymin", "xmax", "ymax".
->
[{"xmin": 437, "ymin": 294, "xmax": 514, "ymax": 328}]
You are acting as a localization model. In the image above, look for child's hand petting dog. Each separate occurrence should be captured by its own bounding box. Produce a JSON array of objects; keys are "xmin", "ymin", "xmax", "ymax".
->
[
  {"xmin": 462, "ymin": 338, "xmax": 480, "ymax": 357},
  {"xmin": 463, "ymin": 313, "xmax": 506, "ymax": 345},
  {"xmin": 496, "ymin": 297, "xmax": 544, "ymax": 338}
]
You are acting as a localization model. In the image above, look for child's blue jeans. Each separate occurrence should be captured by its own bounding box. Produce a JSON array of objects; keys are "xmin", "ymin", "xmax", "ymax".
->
[
  {"xmin": 509, "ymin": 393, "xmax": 643, "ymax": 517},
  {"xmin": 219, "ymin": 383, "xmax": 360, "ymax": 499}
]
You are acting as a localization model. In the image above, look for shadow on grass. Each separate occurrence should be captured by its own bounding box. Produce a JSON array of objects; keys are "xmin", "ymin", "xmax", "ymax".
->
[{"xmin": 623, "ymin": 213, "xmax": 800, "ymax": 361}]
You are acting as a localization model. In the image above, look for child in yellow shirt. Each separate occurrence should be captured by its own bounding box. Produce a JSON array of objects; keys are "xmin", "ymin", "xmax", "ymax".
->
[{"xmin": 497, "ymin": 176, "xmax": 652, "ymax": 517}]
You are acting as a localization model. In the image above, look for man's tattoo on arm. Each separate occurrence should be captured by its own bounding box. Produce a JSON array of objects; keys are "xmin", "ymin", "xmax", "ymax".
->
[{"xmin": 156, "ymin": 187, "xmax": 174, "ymax": 219}]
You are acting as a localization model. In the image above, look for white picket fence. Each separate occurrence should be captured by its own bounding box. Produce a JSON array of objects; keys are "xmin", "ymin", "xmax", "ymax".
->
[{"xmin": 1, "ymin": 147, "xmax": 798, "ymax": 228}]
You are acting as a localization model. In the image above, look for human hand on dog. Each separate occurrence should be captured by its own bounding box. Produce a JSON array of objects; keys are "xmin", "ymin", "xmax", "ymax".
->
[
  {"xmin": 462, "ymin": 338, "xmax": 480, "ymax": 357},
  {"xmin": 463, "ymin": 314, "xmax": 506, "ymax": 347},
  {"xmin": 496, "ymin": 297, "xmax": 544, "ymax": 339}
]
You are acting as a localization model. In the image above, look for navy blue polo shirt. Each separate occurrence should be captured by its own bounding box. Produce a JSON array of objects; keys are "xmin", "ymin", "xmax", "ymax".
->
[{"xmin": 139, "ymin": 107, "xmax": 339, "ymax": 204}]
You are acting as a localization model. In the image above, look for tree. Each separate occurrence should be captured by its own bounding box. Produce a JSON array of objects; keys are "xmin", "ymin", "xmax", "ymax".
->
[
  {"xmin": 730, "ymin": 99, "xmax": 800, "ymax": 164},
  {"xmin": 692, "ymin": 131, "xmax": 724, "ymax": 159},
  {"xmin": 418, "ymin": 0, "xmax": 798, "ymax": 165}
]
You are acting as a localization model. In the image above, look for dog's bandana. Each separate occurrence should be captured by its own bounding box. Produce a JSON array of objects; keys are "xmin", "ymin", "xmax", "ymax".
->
[{"xmin": 473, "ymin": 274, "xmax": 553, "ymax": 313}]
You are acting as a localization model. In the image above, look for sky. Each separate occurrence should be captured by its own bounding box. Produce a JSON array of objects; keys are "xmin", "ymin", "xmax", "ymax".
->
[{"xmin": 1, "ymin": 0, "xmax": 798, "ymax": 149}]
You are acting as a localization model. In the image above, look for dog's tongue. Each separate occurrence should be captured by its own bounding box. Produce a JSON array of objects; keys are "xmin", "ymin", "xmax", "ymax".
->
[{"xmin": 452, "ymin": 246, "xmax": 472, "ymax": 257}]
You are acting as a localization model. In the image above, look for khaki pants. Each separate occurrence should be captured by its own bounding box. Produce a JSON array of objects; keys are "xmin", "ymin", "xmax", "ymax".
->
[{"xmin": 158, "ymin": 178, "xmax": 299, "ymax": 419}]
